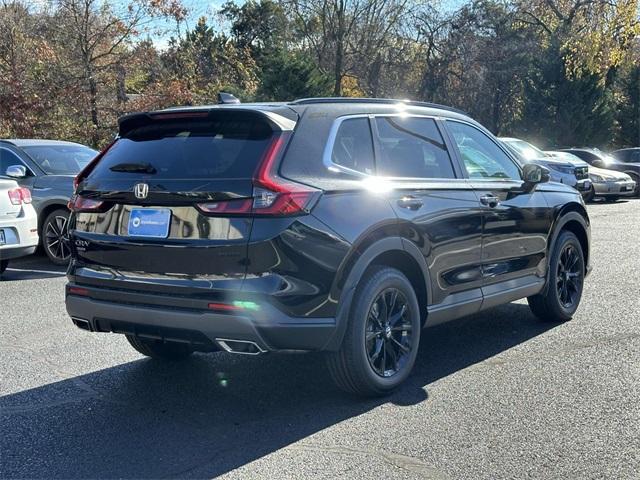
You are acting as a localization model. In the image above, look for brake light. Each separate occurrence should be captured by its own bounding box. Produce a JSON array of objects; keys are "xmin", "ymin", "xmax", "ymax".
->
[
  {"xmin": 8, "ymin": 187, "xmax": 31, "ymax": 205},
  {"xmin": 74, "ymin": 139, "xmax": 117, "ymax": 191},
  {"xmin": 196, "ymin": 133, "xmax": 321, "ymax": 217},
  {"xmin": 197, "ymin": 198, "xmax": 252, "ymax": 215},
  {"xmin": 68, "ymin": 196, "xmax": 106, "ymax": 212},
  {"xmin": 251, "ymin": 134, "xmax": 321, "ymax": 216}
]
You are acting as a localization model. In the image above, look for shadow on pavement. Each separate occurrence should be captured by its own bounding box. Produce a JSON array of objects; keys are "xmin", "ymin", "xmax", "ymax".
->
[
  {"xmin": 0, "ymin": 303, "xmax": 556, "ymax": 479},
  {"xmin": 0, "ymin": 252, "xmax": 66, "ymax": 281}
]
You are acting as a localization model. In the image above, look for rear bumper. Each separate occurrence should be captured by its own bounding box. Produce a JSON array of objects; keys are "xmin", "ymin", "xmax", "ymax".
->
[
  {"xmin": 65, "ymin": 284, "xmax": 336, "ymax": 352},
  {"xmin": 593, "ymin": 180, "xmax": 636, "ymax": 196},
  {"xmin": 0, "ymin": 245, "xmax": 37, "ymax": 260}
]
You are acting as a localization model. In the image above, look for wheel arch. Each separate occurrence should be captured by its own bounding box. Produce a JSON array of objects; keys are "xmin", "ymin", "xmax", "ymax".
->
[
  {"xmin": 547, "ymin": 205, "xmax": 590, "ymax": 288},
  {"xmin": 323, "ymin": 236, "xmax": 431, "ymax": 351},
  {"xmin": 38, "ymin": 201, "xmax": 70, "ymax": 236}
]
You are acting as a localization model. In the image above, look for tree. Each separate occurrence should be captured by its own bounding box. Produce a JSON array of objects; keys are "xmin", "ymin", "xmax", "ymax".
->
[
  {"xmin": 257, "ymin": 51, "xmax": 332, "ymax": 100},
  {"xmin": 52, "ymin": 0, "xmax": 187, "ymax": 146}
]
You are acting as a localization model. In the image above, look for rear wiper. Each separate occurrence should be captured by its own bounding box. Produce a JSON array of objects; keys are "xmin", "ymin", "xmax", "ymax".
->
[{"xmin": 109, "ymin": 162, "xmax": 157, "ymax": 174}]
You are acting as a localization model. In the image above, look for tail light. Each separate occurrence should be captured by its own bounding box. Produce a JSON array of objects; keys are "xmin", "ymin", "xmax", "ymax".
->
[
  {"xmin": 68, "ymin": 196, "xmax": 107, "ymax": 212},
  {"xmin": 74, "ymin": 139, "xmax": 117, "ymax": 191},
  {"xmin": 8, "ymin": 187, "xmax": 32, "ymax": 205},
  {"xmin": 197, "ymin": 134, "xmax": 321, "ymax": 217}
]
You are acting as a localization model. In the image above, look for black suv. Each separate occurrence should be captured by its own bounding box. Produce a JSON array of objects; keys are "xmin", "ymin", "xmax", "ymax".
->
[{"xmin": 65, "ymin": 98, "xmax": 591, "ymax": 396}]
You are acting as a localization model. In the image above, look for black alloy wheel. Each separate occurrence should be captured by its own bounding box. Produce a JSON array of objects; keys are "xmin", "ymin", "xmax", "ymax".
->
[
  {"xmin": 556, "ymin": 244, "xmax": 583, "ymax": 310},
  {"xmin": 365, "ymin": 288, "xmax": 414, "ymax": 378},
  {"xmin": 326, "ymin": 266, "xmax": 421, "ymax": 396},
  {"xmin": 43, "ymin": 209, "xmax": 71, "ymax": 266},
  {"xmin": 528, "ymin": 230, "xmax": 585, "ymax": 322}
]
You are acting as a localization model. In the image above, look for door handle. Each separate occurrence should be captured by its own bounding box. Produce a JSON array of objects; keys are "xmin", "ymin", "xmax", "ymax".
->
[
  {"xmin": 397, "ymin": 196, "xmax": 423, "ymax": 210},
  {"xmin": 479, "ymin": 194, "xmax": 499, "ymax": 208}
]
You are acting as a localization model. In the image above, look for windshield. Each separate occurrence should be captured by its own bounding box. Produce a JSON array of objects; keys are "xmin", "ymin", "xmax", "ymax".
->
[
  {"xmin": 503, "ymin": 139, "xmax": 546, "ymax": 160},
  {"xmin": 22, "ymin": 145, "xmax": 97, "ymax": 175}
]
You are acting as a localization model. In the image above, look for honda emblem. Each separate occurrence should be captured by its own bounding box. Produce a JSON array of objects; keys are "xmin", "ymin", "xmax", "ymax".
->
[{"xmin": 134, "ymin": 183, "xmax": 149, "ymax": 200}]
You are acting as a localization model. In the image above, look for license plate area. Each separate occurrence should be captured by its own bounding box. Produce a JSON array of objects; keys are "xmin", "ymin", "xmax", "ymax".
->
[{"xmin": 127, "ymin": 208, "xmax": 171, "ymax": 238}]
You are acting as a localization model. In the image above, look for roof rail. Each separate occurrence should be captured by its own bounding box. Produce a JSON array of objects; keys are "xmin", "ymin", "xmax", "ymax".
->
[{"xmin": 290, "ymin": 97, "xmax": 467, "ymax": 115}]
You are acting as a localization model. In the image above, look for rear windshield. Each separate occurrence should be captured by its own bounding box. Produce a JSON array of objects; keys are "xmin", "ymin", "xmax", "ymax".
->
[{"xmin": 90, "ymin": 113, "xmax": 274, "ymax": 180}]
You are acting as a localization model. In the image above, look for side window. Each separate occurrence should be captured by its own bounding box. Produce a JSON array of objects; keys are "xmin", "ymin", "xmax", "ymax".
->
[
  {"xmin": 375, "ymin": 117, "xmax": 455, "ymax": 179},
  {"xmin": 447, "ymin": 121, "xmax": 521, "ymax": 180},
  {"xmin": 330, "ymin": 118, "xmax": 375, "ymax": 175},
  {"xmin": 0, "ymin": 149, "xmax": 27, "ymax": 177}
]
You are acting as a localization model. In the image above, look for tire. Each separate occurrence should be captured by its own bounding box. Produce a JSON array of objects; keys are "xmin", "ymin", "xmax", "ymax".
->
[
  {"xmin": 629, "ymin": 174, "xmax": 640, "ymax": 197},
  {"xmin": 0, "ymin": 259, "xmax": 8, "ymax": 275},
  {"xmin": 126, "ymin": 335, "xmax": 193, "ymax": 360},
  {"xmin": 528, "ymin": 230, "xmax": 585, "ymax": 322},
  {"xmin": 326, "ymin": 267, "xmax": 421, "ymax": 397},
  {"xmin": 583, "ymin": 185, "xmax": 595, "ymax": 203},
  {"xmin": 604, "ymin": 196, "xmax": 619, "ymax": 203},
  {"xmin": 42, "ymin": 208, "xmax": 71, "ymax": 266}
]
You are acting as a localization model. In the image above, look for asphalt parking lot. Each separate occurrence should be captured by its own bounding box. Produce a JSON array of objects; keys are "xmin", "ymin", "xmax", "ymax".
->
[{"xmin": 1, "ymin": 199, "xmax": 639, "ymax": 480}]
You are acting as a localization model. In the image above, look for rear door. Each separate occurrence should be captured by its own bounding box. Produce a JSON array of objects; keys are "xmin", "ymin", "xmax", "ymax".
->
[
  {"xmin": 69, "ymin": 109, "xmax": 290, "ymax": 293},
  {"xmin": 445, "ymin": 120, "xmax": 553, "ymax": 307},
  {"xmin": 371, "ymin": 115, "xmax": 485, "ymax": 321}
]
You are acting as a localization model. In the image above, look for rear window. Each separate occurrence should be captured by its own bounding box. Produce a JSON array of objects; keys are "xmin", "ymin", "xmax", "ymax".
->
[{"xmin": 90, "ymin": 113, "xmax": 274, "ymax": 180}]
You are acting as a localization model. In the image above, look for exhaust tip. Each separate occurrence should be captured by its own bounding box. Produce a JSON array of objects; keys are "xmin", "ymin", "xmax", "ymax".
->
[
  {"xmin": 72, "ymin": 317, "xmax": 92, "ymax": 331},
  {"xmin": 216, "ymin": 338, "xmax": 266, "ymax": 355}
]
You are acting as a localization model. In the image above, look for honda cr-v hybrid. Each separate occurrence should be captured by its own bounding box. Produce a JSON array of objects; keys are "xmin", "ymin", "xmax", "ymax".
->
[{"xmin": 65, "ymin": 97, "xmax": 591, "ymax": 396}]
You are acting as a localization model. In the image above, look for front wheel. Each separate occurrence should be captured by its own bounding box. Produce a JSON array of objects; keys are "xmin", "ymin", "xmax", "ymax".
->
[
  {"xmin": 583, "ymin": 185, "xmax": 595, "ymax": 203},
  {"xmin": 528, "ymin": 230, "xmax": 585, "ymax": 322},
  {"xmin": 42, "ymin": 208, "xmax": 71, "ymax": 266},
  {"xmin": 126, "ymin": 335, "xmax": 193, "ymax": 360},
  {"xmin": 326, "ymin": 267, "xmax": 421, "ymax": 397}
]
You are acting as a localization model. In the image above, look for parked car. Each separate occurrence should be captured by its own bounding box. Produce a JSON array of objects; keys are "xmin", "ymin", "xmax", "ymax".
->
[
  {"xmin": 0, "ymin": 139, "xmax": 98, "ymax": 264},
  {"xmin": 65, "ymin": 97, "xmax": 591, "ymax": 396},
  {"xmin": 0, "ymin": 176, "xmax": 38, "ymax": 275},
  {"xmin": 546, "ymin": 151, "xmax": 636, "ymax": 202},
  {"xmin": 610, "ymin": 147, "xmax": 640, "ymax": 164},
  {"xmin": 500, "ymin": 137, "xmax": 591, "ymax": 198},
  {"xmin": 561, "ymin": 147, "xmax": 640, "ymax": 197}
]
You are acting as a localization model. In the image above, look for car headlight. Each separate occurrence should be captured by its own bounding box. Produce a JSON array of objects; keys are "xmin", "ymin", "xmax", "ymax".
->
[{"xmin": 590, "ymin": 173, "xmax": 605, "ymax": 182}]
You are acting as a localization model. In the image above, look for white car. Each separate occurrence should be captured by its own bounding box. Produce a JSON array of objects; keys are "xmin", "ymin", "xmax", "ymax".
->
[
  {"xmin": 546, "ymin": 151, "xmax": 636, "ymax": 202},
  {"xmin": 0, "ymin": 176, "xmax": 39, "ymax": 274}
]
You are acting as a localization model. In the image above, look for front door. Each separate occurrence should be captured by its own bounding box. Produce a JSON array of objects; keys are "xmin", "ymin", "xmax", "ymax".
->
[{"xmin": 444, "ymin": 121, "xmax": 553, "ymax": 309}]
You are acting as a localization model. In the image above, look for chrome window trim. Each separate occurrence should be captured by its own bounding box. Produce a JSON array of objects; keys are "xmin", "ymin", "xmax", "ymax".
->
[{"xmin": 322, "ymin": 113, "xmax": 457, "ymax": 181}]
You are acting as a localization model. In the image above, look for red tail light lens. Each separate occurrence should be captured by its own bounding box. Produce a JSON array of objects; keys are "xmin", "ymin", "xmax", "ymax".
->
[
  {"xmin": 74, "ymin": 139, "xmax": 117, "ymax": 191},
  {"xmin": 8, "ymin": 187, "xmax": 31, "ymax": 205},
  {"xmin": 197, "ymin": 198, "xmax": 252, "ymax": 215},
  {"xmin": 20, "ymin": 187, "xmax": 31, "ymax": 204},
  {"xmin": 251, "ymin": 134, "xmax": 321, "ymax": 216},
  {"xmin": 68, "ymin": 196, "xmax": 106, "ymax": 212}
]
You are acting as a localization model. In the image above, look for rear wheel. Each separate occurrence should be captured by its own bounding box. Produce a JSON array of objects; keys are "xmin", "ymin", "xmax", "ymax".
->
[
  {"xmin": 126, "ymin": 335, "xmax": 193, "ymax": 360},
  {"xmin": 528, "ymin": 231, "xmax": 585, "ymax": 322},
  {"xmin": 42, "ymin": 209, "xmax": 71, "ymax": 266},
  {"xmin": 327, "ymin": 267, "xmax": 421, "ymax": 397},
  {"xmin": 0, "ymin": 259, "xmax": 8, "ymax": 274}
]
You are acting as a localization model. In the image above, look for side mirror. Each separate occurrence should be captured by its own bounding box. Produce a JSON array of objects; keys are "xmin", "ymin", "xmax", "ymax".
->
[
  {"xmin": 522, "ymin": 163, "xmax": 550, "ymax": 187},
  {"xmin": 6, "ymin": 165, "xmax": 27, "ymax": 179},
  {"xmin": 592, "ymin": 159, "xmax": 604, "ymax": 168}
]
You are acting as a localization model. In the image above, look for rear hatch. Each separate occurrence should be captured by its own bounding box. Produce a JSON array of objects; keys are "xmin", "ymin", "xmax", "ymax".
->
[{"xmin": 68, "ymin": 108, "xmax": 309, "ymax": 296}]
